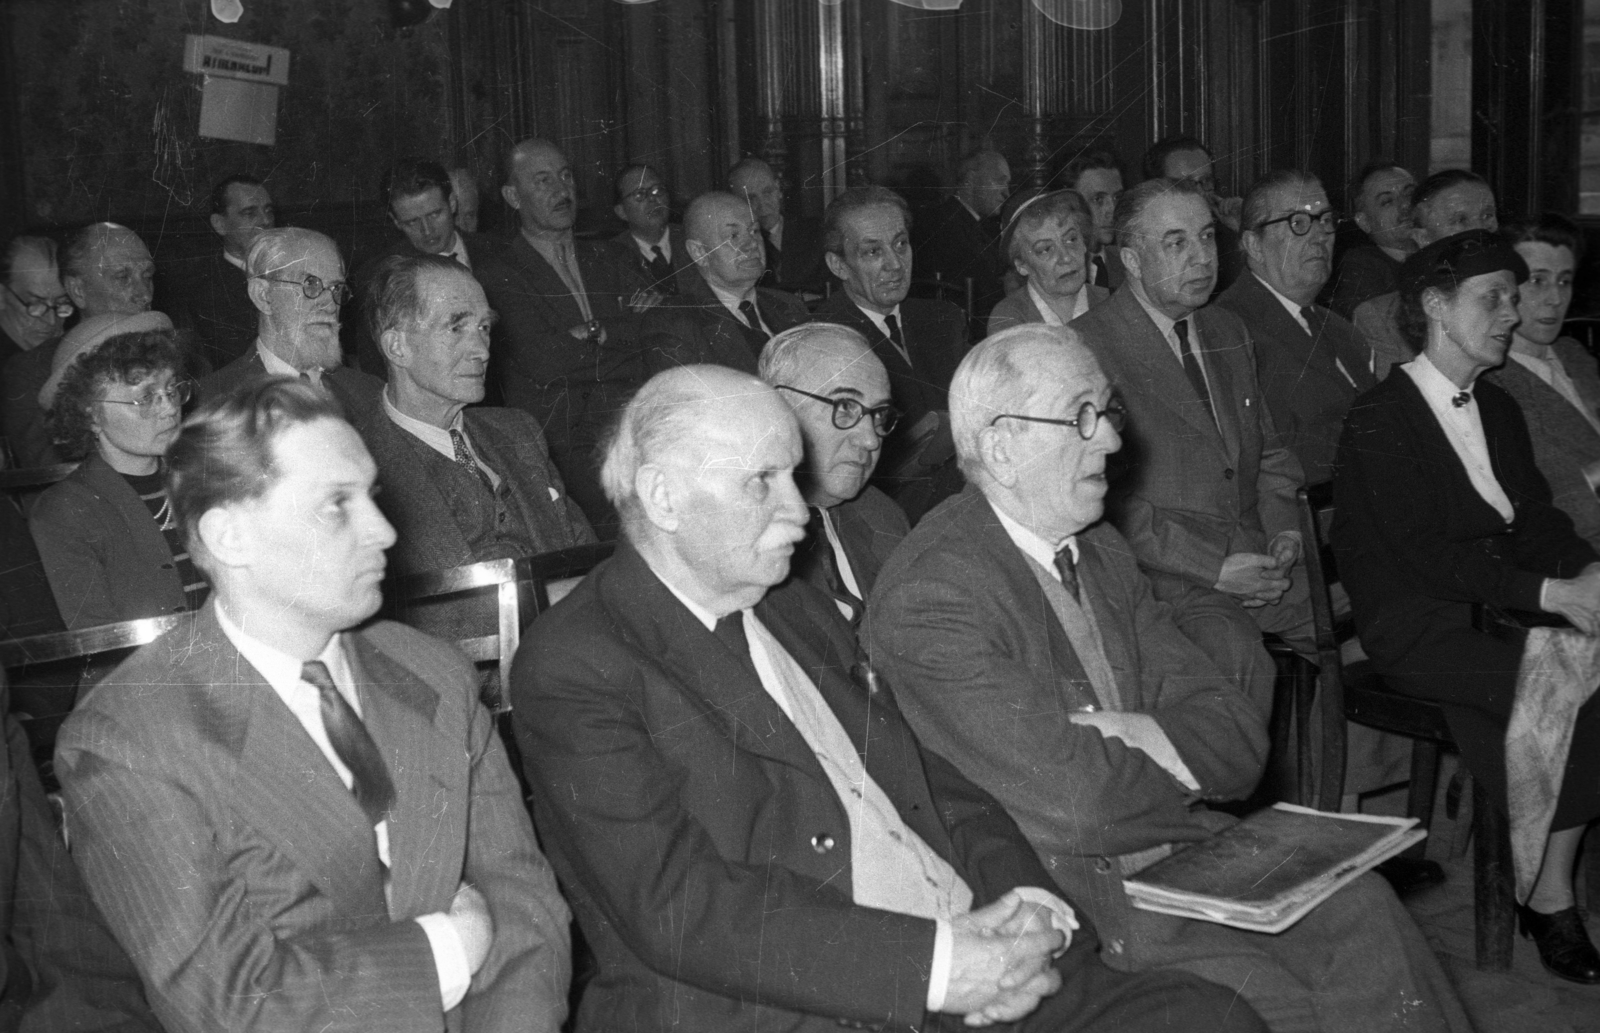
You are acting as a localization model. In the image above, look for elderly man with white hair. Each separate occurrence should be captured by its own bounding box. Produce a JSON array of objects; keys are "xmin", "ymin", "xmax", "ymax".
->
[
  {"xmin": 199, "ymin": 227, "xmax": 382, "ymax": 421},
  {"xmin": 866, "ymin": 324, "xmax": 1474, "ymax": 1033},
  {"xmin": 509, "ymin": 361, "xmax": 1266, "ymax": 1033}
]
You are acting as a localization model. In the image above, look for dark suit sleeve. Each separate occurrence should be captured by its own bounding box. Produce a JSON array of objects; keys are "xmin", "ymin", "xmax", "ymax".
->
[
  {"xmin": 1243, "ymin": 329, "xmax": 1305, "ymax": 539},
  {"xmin": 867, "ymin": 554, "xmax": 1237, "ymax": 859},
  {"xmin": 514, "ymin": 630, "xmax": 937, "ymax": 1028},
  {"xmin": 55, "ymin": 707, "xmax": 447, "ymax": 1033}
]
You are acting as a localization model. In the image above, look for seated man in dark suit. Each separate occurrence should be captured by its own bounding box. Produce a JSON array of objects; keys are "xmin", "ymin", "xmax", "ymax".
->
[
  {"xmin": 814, "ymin": 185, "xmax": 969, "ymax": 521},
  {"xmin": 641, "ymin": 191, "xmax": 809, "ymax": 374},
  {"xmin": 1322, "ymin": 162, "xmax": 1415, "ymax": 320},
  {"xmin": 728, "ymin": 157, "xmax": 825, "ymax": 292},
  {"xmin": 165, "ymin": 174, "xmax": 275, "ymax": 371},
  {"xmin": 913, "ymin": 149, "xmax": 1010, "ymax": 330},
  {"xmin": 510, "ymin": 362, "xmax": 1266, "ymax": 1033},
  {"xmin": 475, "ymin": 137, "xmax": 654, "ymax": 537},
  {"xmin": 1061, "ymin": 150, "xmax": 1127, "ymax": 291},
  {"xmin": 1217, "ymin": 170, "xmax": 1377, "ymax": 484},
  {"xmin": 866, "ymin": 326, "xmax": 1473, "ymax": 1033},
  {"xmin": 199, "ymin": 227, "xmax": 383, "ymax": 426},
  {"xmin": 351, "ymin": 158, "xmax": 499, "ymax": 375},
  {"xmin": 759, "ymin": 322, "xmax": 908, "ymax": 625},
  {"xmin": 605, "ymin": 164, "xmax": 692, "ymax": 296},
  {"xmin": 361, "ymin": 253, "xmax": 595, "ymax": 641},
  {"xmin": 0, "ymin": 235, "xmax": 72, "ymax": 467},
  {"xmin": 56, "ymin": 377, "xmax": 573, "ymax": 1033}
]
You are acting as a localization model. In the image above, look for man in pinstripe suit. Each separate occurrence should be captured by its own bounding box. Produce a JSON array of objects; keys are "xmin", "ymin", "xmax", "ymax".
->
[{"xmin": 54, "ymin": 378, "xmax": 571, "ymax": 1033}]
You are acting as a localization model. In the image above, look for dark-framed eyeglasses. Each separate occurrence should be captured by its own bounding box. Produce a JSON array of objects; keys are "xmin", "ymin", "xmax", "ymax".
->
[
  {"xmin": 2, "ymin": 281, "xmax": 74, "ymax": 320},
  {"xmin": 775, "ymin": 385, "xmax": 901, "ymax": 436},
  {"xmin": 254, "ymin": 273, "xmax": 352, "ymax": 306},
  {"xmin": 627, "ymin": 184, "xmax": 668, "ymax": 203},
  {"xmin": 1254, "ymin": 210, "xmax": 1338, "ymax": 236},
  {"xmin": 989, "ymin": 399, "xmax": 1126, "ymax": 441},
  {"xmin": 98, "ymin": 379, "xmax": 194, "ymax": 416}
]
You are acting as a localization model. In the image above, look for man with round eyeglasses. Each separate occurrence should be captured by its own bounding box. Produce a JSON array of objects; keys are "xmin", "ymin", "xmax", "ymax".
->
[
  {"xmin": 1219, "ymin": 170, "xmax": 1378, "ymax": 485},
  {"xmin": 607, "ymin": 164, "xmax": 692, "ymax": 296},
  {"xmin": 199, "ymin": 227, "xmax": 382, "ymax": 425},
  {"xmin": 868, "ymin": 324, "xmax": 1474, "ymax": 1033},
  {"xmin": 1, "ymin": 235, "xmax": 76, "ymax": 466},
  {"xmin": 760, "ymin": 322, "xmax": 908, "ymax": 626}
]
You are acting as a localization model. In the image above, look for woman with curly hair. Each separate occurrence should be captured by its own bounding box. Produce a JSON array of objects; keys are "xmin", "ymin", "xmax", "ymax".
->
[
  {"xmin": 29, "ymin": 315, "xmax": 207, "ymax": 629},
  {"xmin": 985, "ymin": 189, "xmax": 1109, "ymax": 336}
]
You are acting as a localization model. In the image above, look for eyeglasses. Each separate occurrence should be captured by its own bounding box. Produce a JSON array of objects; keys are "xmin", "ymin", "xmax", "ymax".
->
[
  {"xmin": 989, "ymin": 399, "xmax": 1126, "ymax": 441},
  {"xmin": 1255, "ymin": 210, "xmax": 1338, "ymax": 236},
  {"xmin": 626, "ymin": 184, "xmax": 668, "ymax": 203},
  {"xmin": 2, "ymin": 281, "xmax": 74, "ymax": 320},
  {"xmin": 98, "ymin": 379, "xmax": 194, "ymax": 416},
  {"xmin": 254, "ymin": 274, "xmax": 352, "ymax": 306},
  {"xmin": 775, "ymin": 385, "xmax": 901, "ymax": 435}
]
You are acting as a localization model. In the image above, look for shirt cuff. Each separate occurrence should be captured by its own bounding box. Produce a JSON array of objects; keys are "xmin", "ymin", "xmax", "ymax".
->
[
  {"xmin": 1541, "ymin": 577, "xmax": 1552, "ymax": 612},
  {"xmin": 416, "ymin": 912, "xmax": 472, "ymax": 1012},
  {"xmin": 926, "ymin": 918, "xmax": 953, "ymax": 1012},
  {"xmin": 1011, "ymin": 886, "xmax": 1080, "ymax": 954}
]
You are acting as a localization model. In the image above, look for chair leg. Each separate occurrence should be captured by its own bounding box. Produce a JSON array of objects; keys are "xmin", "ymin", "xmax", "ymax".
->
[
  {"xmin": 1471, "ymin": 777, "xmax": 1515, "ymax": 972},
  {"xmin": 1292, "ymin": 656, "xmax": 1316, "ymax": 807},
  {"xmin": 1265, "ymin": 653, "xmax": 1299, "ymax": 804},
  {"xmin": 1403, "ymin": 740, "xmax": 1440, "ymax": 860},
  {"xmin": 1315, "ymin": 669, "xmax": 1347, "ymax": 813}
]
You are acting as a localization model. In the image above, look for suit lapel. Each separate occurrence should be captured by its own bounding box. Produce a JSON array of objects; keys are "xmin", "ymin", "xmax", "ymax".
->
[
  {"xmin": 506, "ymin": 236, "xmax": 584, "ymax": 328},
  {"xmin": 347, "ymin": 631, "xmax": 464, "ymax": 919},
  {"xmin": 1192, "ymin": 312, "xmax": 1245, "ymax": 460},
  {"xmin": 1112, "ymin": 291, "xmax": 1229, "ymax": 450}
]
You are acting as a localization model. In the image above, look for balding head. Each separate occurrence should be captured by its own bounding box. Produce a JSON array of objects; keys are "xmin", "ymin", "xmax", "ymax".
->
[
  {"xmin": 728, "ymin": 157, "xmax": 783, "ymax": 230},
  {"xmin": 244, "ymin": 228, "xmax": 347, "ymax": 372},
  {"xmin": 61, "ymin": 223, "xmax": 154, "ymax": 318},
  {"xmin": 601, "ymin": 365, "xmax": 808, "ymax": 614},
  {"xmin": 503, "ymin": 138, "xmax": 577, "ymax": 236},
  {"xmin": 951, "ymin": 325, "xmax": 1121, "ymax": 541},
  {"xmin": 760, "ymin": 323, "xmax": 892, "ymax": 508},
  {"xmin": 683, "ymin": 191, "xmax": 766, "ymax": 294}
]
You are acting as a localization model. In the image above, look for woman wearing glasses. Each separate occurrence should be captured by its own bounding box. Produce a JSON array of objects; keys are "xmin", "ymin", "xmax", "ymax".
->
[
  {"xmin": 986, "ymin": 189, "xmax": 1109, "ymax": 337},
  {"xmin": 30, "ymin": 314, "xmax": 207, "ymax": 629},
  {"xmin": 1334, "ymin": 230, "xmax": 1600, "ymax": 983}
]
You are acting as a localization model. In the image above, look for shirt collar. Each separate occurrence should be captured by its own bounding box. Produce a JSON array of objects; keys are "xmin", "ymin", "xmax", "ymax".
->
[
  {"xmin": 1254, "ymin": 272, "xmax": 1311, "ymax": 326},
  {"xmin": 256, "ymin": 339, "xmax": 320, "ymax": 383},
  {"xmin": 523, "ymin": 230, "xmax": 576, "ymax": 265},
  {"xmin": 1128, "ymin": 283, "xmax": 1182, "ymax": 339},
  {"xmin": 707, "ymin": 279, "xmax": 758, "ymax": 314},
  {"xmin": 989, "ymin": 496, "xmax": 1078, "ymax": 570},
  {"xmin": 650, "ymin": 565, "xmax": 725, "ymax": 632},
  {"xmin": 956, "ymin": 197, "xmax": 982, "ymax": 222},
  {"xmin": 632, "ymin": 228, "xmax": 671, "ymax": 259},
  {"xmin": 1403, "ymin": 351, "xmax": 1473, "ymax": 409},
  {"xmin": 382, "ymin": 386, "xmax": 463, "ymax": 460},
  {"xmin": 222, "ymin": 249, "xmax": 246, "ymax": 272},
  {"xmin": 852, "ymin": 301, "xmax": 903, "ymax": 340},
  {"xmin": 215, "ymin": 599, "xmax": 352, "ymax": 699}
]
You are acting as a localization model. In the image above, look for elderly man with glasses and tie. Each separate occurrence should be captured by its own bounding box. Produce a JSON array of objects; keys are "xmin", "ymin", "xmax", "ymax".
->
[
  {"xmin": 866, "ymin": 325, "xmax": 1474, "ymax": 1033},
  {"xmin": 54, "ymin": 377, "xmax": 573, "ymax": 1033},
  {"xmin": 357, "ymin": 253, "xmax": 595, "ymax": 643},
  {"xmin": 640, "ymin": 191, "xmax": 810, "ymax": 375},
  {"xmin": 198, "ymin": 226, "xmax": 383, "ymax": 426},
  {"xmin": 758, "ymin": 322, "xmax": 907, "ymax": 628}
]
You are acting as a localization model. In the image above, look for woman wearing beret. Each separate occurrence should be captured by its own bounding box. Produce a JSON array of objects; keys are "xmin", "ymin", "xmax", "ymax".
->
[{"xmin": 1332, "ymin": 229, "xmax": 1600, "ymax": 983}]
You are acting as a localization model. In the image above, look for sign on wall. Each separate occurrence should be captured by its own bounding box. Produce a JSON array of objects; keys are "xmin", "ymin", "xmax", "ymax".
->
[
  {"xmin": 183, "ymin": 35, "xmax": 289, "ymax": 146},
  {"xmin": 182, "ymin": 36, "xmax": 291, "ymax": 86}
]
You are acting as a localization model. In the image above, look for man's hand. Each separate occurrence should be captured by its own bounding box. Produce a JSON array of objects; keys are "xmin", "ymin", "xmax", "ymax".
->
[
  {"xmin": 1215, "ymin": 552, "xmax": 1291, "ymax": 606},
  {"xmin": 627, "ymin": 289, "xmax": 664, "ymax": 313},
  {"xmin": 1544, "ymin": 564, "xmax": 1600, "ymax": 635},
  {"xmin": 1267, "ymin": 530, "xmax": 1302, "ymax": 572},
  {"xmin": 447, "ymin": 882, "xmax": 494, "ymax": 976},
  {"xmin": 942, "ymin": 895, "xmax": 1063, "ymax": 1023},
  {"xmin": 1213, "ymin": 195, "xmax": 1244, "ymax": 233}
]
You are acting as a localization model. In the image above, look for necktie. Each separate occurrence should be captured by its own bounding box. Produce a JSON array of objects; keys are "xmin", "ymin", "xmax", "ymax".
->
[
  {"xmin": 1092, "ymin": 253, "xmax": 1110, "ymax": 289},
  {"xmin": 1053, "ymin": 545, "xmax": 1081, "ymax": 603},
  {"xmin": 554, "ymin": 242, "xmax": 593, "ymax": 321},
  {"xmin": 648, "ymin": 245, "xmax": 676, "ymax": 292},
  {"xmin": 809, "ymin": 507, "xmax": 862, "ymax": 626},
  {"xmin": 884, "ymin": 313, "xmax": 912, "ymax": 367},
  {"xmin": 300, "ymin": 660, "xmax": 395, "ymax": 829},
  {"xmin": 713, "ymin": 611, "xmax": 753, "ymax": 670},
  {"xmin": 738, "ymin": 299, "xmax": 767, "ymax": 338},
  {"xmin": 1299, "ymin": 305, "xmax": 1319, "ymax": 336},
  {"xmin": 450, "ymin": 428, "xmax": 496, "ymax": 496},
  {"xmin": 1173, "ymin": 319, "xmax": 1216, "ymax": 427}
]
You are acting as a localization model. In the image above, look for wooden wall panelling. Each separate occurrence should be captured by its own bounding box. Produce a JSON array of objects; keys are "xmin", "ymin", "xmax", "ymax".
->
[
  {"xmin": 1537, "ymin": 0, "xmax": 1581, "ymax": 216},
  {"xmin": 662, "ymin": 1, "xmax": 719, "ymax": 201},
  {"xmin": 1473, "ymin": 0, "xmax": 1539, "ymax": 219},
  {"xmin": 1207, "ymin": 0, "xmax": 1262, "ymax": 194},
  {"xmin": 0, "ymin": 0, "xmax": 24, "ymax": 240}
]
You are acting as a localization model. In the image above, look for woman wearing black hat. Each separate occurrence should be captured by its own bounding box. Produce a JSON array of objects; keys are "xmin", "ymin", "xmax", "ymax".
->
[{"xmin": 1332, "ymin": 228, "xmax": 1600, "ymax": 983}]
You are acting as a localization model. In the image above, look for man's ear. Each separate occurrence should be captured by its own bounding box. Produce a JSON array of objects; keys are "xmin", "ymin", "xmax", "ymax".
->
[
  {"xmin": 635, "ymin": 464, "xmax": 679, "ymax": 533},
  {"xmin": 245, "ymin": 275, "xmax": 272, "ymax": 316},
  {"xmin": 613, "ymin": 202, "xmax": 627, "ymax": 224},
  {"xmin": 448, "ymin": 193, "xmax": 459, "ymax": 217},
  {"xmin": 501, "ymin": 185, "xmax": 521, "ymax": 212},
  {"xmin": 1117, "ymin": 245, "xmax": 1141, "ymax": 285},
  {"xmin": 197, "ymin": 507, "xmax": 251, "ymax": 571},
  {"xmin": 1353, "ymin": 211, "xmax": 1373, "ymax": 236},
  {"xmin": 824, "ymin": 251, "xmax": 849, "ymax": 282},
  {"xmin": 1239, "ymin": 229, "xmax": 1265, "ymax": 269},
  {"xmin": 62, "ymin": 275, "xmax": 87, "ymax": 310},
  {"xmin": 209, "ymin": 213, "xmax": 228, "ymax": 239},
  {"xmin": 977, "ymin": 425, "xmax": 1018, "ymax": 489},
  {"xmin": 388, "ymin": 208, "xmax": 403, "ymax": 232},
  {"xmin": 379, "ymin": 327, "xmax": 409, "ymax": 367},
  {"xmin": 684, "ymin": 239, "xmax": 709, "ymax": 267}
]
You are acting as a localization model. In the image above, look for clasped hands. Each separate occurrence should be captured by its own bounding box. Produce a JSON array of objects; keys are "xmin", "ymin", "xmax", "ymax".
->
[
  {"xmin": 944, "ymin": 890, "xmax": 1074, "ymax": 1027},
  {"xmin": 1215, "ymin": 531, "xmax": 1301, "ymax": 608}
]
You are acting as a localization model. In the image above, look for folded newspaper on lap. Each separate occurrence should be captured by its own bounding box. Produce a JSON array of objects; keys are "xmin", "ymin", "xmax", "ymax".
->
[{"xmin": 1123, "ymin": 803, "xmax": 1427, "ymax": 934}]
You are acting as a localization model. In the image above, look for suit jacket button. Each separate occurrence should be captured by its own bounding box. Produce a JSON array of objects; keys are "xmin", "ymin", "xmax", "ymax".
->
[
  {"xmin": 1094, "ymin": 856, "xmax": 1113, "ymax": 873},
  {"xmin": 811, "ymin": 833, "xmax": 835, "ymax": 853},
  {"xmin": 1223, "ymin": 468, "xmax": 1235, "ymax": 479}
]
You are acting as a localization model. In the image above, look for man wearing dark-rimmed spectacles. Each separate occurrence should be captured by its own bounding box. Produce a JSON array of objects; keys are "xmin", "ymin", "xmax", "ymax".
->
[
  {"xmin": 607, "ymin": 164, "xmax": 692, "ymax": 296},
  {"xmin": 198, "ymin": 227, "xmax": 383, "ymax": 424},
  {"xmin": 2, "ymin": 235, "xmax": 76, "ymax": 467},
  {"xmin": 761, "ymin": 322, "xmax": 909, "ymax": 624}
]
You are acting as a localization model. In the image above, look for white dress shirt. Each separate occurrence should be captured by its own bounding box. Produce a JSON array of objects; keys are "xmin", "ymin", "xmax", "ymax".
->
[
  {"xmin": 707, "ymin": 281, "xmax": 771, "ymax": 336},
  {"xmin": 818, "ymin": 506, "xmax": 863, "ymax": 620},
  {"xmin": 655, "ymin": 574, "xmax": 1075, "ymax": 1013},
  {"xmin": 853, "ymin": 301, "xmax": 911, "ymax": 366},
  {"xmin": 381, "ymin": 388, "xmax": 503, "ymax": 491},
  {"xmin": 630, "ymin": 228, "xmax": 672, "ymax": 264},
  {"xmin": 446, "ymin": 232, "xmax": 471, "ymax": 270},
  {"xmin": 1402, "ymin": 354, "xmax": 1514, "ymax": 522},
  {"xmin": 222, "ymin": 249, "xmax": 246, "ymax": 272},
  {"xmin": 1128, "ymin": 289, "xmax": 1215, "ymax": 401},
  {"xmin": 256, "ymin": 338, "xmax": 322, "ymax": 387},
  {"xmin": 213, "ymin": 604, "xmax": 471, "ymax": 1012},
  {"xmin": 1026, "ymin": 280, "xmax": 1089, "ymax": 326}
]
